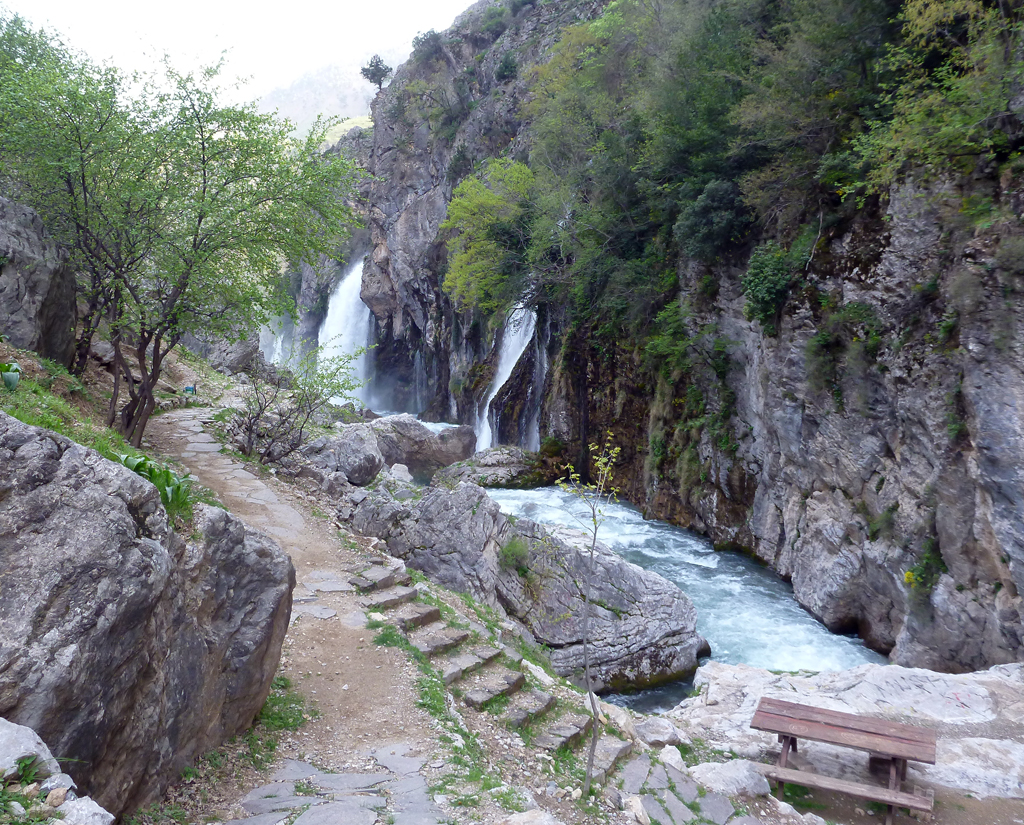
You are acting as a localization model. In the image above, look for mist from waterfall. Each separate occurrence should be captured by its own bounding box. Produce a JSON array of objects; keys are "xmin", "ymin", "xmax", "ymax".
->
[
  {"xmin": 476, "ymin": 306, "xmax": 536, "ymax": 452},
  {"xmin": 319, "ymin": 256, "xmax": 373, "ymax": 405}
]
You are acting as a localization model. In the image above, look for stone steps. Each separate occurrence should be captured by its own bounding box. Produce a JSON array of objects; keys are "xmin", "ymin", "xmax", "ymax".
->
[
  {"xmin": 461, "ymin": 667, "xmax": 526, "ymax": 709},
  {"xmin": 590, "ymin": 735, "xmax": 634, "ymax": 785},
  {"xmin": 393, "ymin": 602, "xmax": 441, "ymax": 631},
  {"xmin": 439, "ymin": 646, "xmax": 502, "ymax": 685},
  {"xmin": 349, "ymin": 564, "xmax": 411, "ymax": 593},
  {"xmin": 362, "ymin": 585, "xmax": 418, "ymax": 611},
  {"xmin": 408, "ymin": 625, "xmax": 472, "ymax": 658},
  {"xmin": 502, "ymin": 689, "xmax": 556, "ymax": 729},
  {"xmin": 532, "ymin": 712, "xmax": 594, "ymax": 751}
]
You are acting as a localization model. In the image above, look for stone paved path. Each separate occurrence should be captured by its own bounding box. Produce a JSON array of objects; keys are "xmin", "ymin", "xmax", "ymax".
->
[{"xmin": 145, "ymin": 408, "xmax": 449, "ymax": 825}]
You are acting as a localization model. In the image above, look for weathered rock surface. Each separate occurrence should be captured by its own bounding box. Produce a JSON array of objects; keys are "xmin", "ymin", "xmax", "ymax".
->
[
  {"xmin": 369, "ymin": 414, "xmax": 475, "ymax": 482},
  {"xmin": 0, "ymin": 718, "xmax": 113, "ymax": 824},
  {"xmin": 432, "ymin": 446, "xmax": 557, "ymax": 489},
  {"xmin": 0, "ymin": 412, "xmax": 294, "ymax": 817},
  {"xmin": 0, "ymin": 197, "xmax": 76, "ymax": 366},
  {"xmin": 687, "ymin": 760, "xmax": 771, "ymax": 797},
  {"xmin": 302, "ymin": 424, "xmax": 385, "ymax": 486},
  {"xmin": 345, "ymin": 479, "xmax": 708, "ymax": 690},
  {"xmin": 180, "ymin": 330, "xmax": 261, "ymax": 374},
  {"xmin": 667, "ymin": 660, "xmax": 1024, "ymax": 798}
]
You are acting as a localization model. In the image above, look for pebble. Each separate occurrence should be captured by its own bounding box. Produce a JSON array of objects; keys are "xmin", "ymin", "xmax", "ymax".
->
[{"xmin": 45, "ymin": 788, "xmax": 68, "ymax": 807}]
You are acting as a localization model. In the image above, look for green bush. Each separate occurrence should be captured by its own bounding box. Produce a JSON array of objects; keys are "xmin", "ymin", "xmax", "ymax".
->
[
  {"xmin": 114, "ymin": 453, "xmax": 193, "ymax": 521},
  {"xmin": 741, "ymin": 242, "xmax": 793, "ymax": 334},
  {"xmin": 509, "ymin": 0, "xmax": 535, "ymax": 14},
  {"xmin": 673, "ymin": 180, "xmax": 749, "ymax": 262},
  {"xmin": 412, "ymin": 30, "xmax": 446, "ymax": 64},
  {"xmin": 478, "ymin": 6, "xmax": 509, "ymax": 41},
  {"xmin": 905, "ymin": 538, "xmax": 947, "ymax": 592},
  {"xmin": 495, "ymin": 52, "xmax": 518, "ymax": 82},
  {"xmin": 498, "ymin": 536, "xmax": 530, "ymax": 576}
]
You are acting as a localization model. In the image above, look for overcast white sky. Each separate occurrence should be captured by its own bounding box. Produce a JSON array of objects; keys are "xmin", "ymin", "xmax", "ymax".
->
[{"xmin": 3, "ymin": 0, "xmax": 473, "ymax": 99}]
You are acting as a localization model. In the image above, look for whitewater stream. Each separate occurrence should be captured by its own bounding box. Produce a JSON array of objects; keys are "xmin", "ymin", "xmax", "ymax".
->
[{"xmin": 487, "ymin": 486, "xmax": 886, "ymax": 712}]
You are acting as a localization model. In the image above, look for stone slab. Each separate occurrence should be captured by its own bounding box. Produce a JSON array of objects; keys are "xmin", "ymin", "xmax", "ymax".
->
[
  {"xmin": 662, "ymin": 790, "xmax": 696, "ymax": 824},
  {"xmin": 698, "ymin": 791, "xmax": 735, "ymax": 825},
  {"xmin": 642, "ymin": 793, "xmax": 670, "ymax": 824},
  {"xmin": 666, "ymin": 766, "xmax": 700, "ymax": 803},
  {"xmin": 310, "ymin": 772, "xmax": 390, "ymax": 792},
  {"xmin": 292, "ymin": 801, "xmax": 377, "ymax": 825},
  {"xmin": 646, "ymin": 764, "xmax": 669, "ymax": 790},
  {"xmin": 620, "ymin": 754, "xmax": 652, "ymax": 795},
  {"xmin": 271, "ymin": 760, "xmax": 318, "ymax": 781},
  {"xmin": 292, "ymin": 605, "xmax": 337, "ymax": 619}
]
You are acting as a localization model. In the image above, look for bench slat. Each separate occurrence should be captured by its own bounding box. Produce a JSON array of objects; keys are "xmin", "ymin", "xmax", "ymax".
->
[
  {"xmin": 752, "ymin": 699, "xmax": 936, "ymax": 763},
  {"xmin": 752, "ymin": 710, "xmax": 936, "ymax": 763},
  {"xmin": 755, "ymin": 764, "xmax": 934, "ymax": 812},
  {"xmin": 757, "ymin": 698, "xmax": 936, "ymax": 748}
]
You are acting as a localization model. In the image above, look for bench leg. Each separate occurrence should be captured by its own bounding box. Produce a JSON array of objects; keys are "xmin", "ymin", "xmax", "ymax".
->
[
  {"xmin": 885, "ymin": 758, "xmax": 903, "ymax": 825},
  {"xmin": 774, "ymin": 736, "xmax": 796, "ymax": 799}
]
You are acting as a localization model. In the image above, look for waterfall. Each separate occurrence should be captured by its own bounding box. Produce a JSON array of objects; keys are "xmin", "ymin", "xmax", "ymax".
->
[
  {"xmin": 525, "ymin": 314, "xmax": 549, "ymax": 451},
  {"xmin": 318, "ymin": 256, "xmax": 372, "ymax": 405},
  {"xmin": 476, "ymin": 306, "xmax": 536, "ymax": 452},
  {"xmin": 259, "ymin": 314, "xmax": 296, "ymax": 366},
  {"xmin": 413, "ymin": 350, "xmax": 427, "ymax": 413}
]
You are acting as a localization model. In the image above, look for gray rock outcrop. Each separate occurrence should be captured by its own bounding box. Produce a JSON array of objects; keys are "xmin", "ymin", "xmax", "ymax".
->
[
  {"xmin": 369, "ymin": 414, "xmax": 475, "ymax": 482},
  {"xmin": 302, "ymin": 424, "xmax": 385, "ymax": 485},
  {"xmin": 0, "ymin": 197, "xmax": 76, "ymax": 366},
  {"xmin": 180, "ymin": 330, "xmax": 261, "ymax": 374},
  {"xmin": 1, "ymin": 718, "xmax": 114, "ymax": 825},
  {"xmin": 0, "ymin": 412, "xmax": 294, "ymax": 817},
  {"xmin": 346, "ymin": 478, "xmax": 709, "ymax": 690},
  {"xmin": 668, "ymin": 660, "xmax": 1024, "ymax": 799},
  {"xmin": 432, "ymin": 446, "xmax": 556, "ymax": 489}
]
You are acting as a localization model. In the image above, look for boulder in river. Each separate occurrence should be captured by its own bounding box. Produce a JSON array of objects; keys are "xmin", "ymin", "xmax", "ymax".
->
[
  {"xmin": 369, "ymin": 414, "xmax": 475, "ymax": 482},
  {"xmin": 432, "ymin": 445, "xmax": 559, "ymax": 489},
  {"xmin": 346, "ymin": 478, "xmax": 709, "ymax": 690},
  {"xmin": 0, "ymin": 412, "xmax": 294, "ymax": 818}
]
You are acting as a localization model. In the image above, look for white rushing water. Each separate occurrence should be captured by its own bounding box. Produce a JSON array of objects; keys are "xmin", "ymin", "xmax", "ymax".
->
[
  {"xmin": 477, "ymin": 307, "xmax": 537, "ymax": 452},
  {"xmin": 319, "ymin": 257, "xmax": 372, "ymax": 405},
  {"xmin": 487, "ymin": 486, "xmax": 886, "ymax": 708}
]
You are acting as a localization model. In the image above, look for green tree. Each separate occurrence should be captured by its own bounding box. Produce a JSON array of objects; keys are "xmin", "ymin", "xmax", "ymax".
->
[
  {"xmin": 0, "ymin": 14, "xmax": 168, "ymax": 376},
  {"xmin": 557, "ymin": 435, "xmax": 620, "ymax": 799},
  {"xmin": 360, "ymin": 54, "xmax": 393, "ymax": 91},
  {"xmin": 107, "ymin": 63, "xmax": 360, "ymax": 445},
  {"xmin": 440, "ymin": 157, "xmax": 535, "ymax": 314}
]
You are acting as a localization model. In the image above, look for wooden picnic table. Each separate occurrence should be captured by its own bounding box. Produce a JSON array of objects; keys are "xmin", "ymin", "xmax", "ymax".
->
[{"xmin": 750, "ymin": 697, "xmax": 937, "ymax": 825}]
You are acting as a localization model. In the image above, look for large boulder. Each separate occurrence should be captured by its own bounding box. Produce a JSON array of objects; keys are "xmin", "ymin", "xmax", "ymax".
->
[
  {"xmin": 432, "ymin": 446, "xmax": 558, "ymax": 489},
  {"xmin": 180, "ymin": 330, "xmax": 260, "ymax": 374},
  {"xmin": 0, "ymin": 197, "xmax": 76, "ymax": 366},
  {"xmin": 301, "ymin": 424, "xmax": 385, "ymax": 486},
  {"xmin": 347, "ymin": 479, "xmax": 709, "ymax": 690},
  {"xmin": 0, "ymin": 412, "xmax": 294, "ymax": 817},
  {"xmin": 369, "ymin": 414, "xmax": 475, "ymax": 482}
]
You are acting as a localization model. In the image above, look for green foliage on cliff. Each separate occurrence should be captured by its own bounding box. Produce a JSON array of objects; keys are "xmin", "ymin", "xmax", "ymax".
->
[{"xmin": 440, "ymin": 0, "xmax": 1022, "ymax": 357}]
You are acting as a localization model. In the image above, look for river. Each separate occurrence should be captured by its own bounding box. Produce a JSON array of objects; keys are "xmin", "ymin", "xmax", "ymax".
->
[{"xmin": 486, "ymin": 486, "xmax": 886, "ymax": 712}]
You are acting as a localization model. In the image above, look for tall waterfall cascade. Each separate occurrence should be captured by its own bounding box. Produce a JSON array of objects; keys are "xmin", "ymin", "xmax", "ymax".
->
[
  {"xmin": 318, "ymin": 257, "xmax": 373, "ymax": 405},
  {"xmin": 476, "ymin": 307, "xmax": 536, "ymax": 452}
]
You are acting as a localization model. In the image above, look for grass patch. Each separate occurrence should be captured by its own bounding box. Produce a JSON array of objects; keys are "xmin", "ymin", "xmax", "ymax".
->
[{"xmin": 257, "ymin": 675, "xmax": 315, "ymax": 731}]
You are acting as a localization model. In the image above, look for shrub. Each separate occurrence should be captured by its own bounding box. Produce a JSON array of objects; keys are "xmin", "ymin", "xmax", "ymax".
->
[
  {"xmin": 495, "ymin": 52, "xmax": 518, "ymax": 82},
  {"xmin": 412, "ymin": 30, "xmax": 445, "ymax": 64},
  {"xmin": 673, "ymin": 180, "xmax": 749, "ymax": 262},
  {"xmin": 498, "ymin": 536, "xmax": 530, "ymax": 575},
  {"xmin": 904, "ymin": 538, "xmax": 947, "ymax": 592},
  {"xmin": 509, "ymin": 0, "xmax": 535, "ymax": 14},
  {"xmin": 995, "ymin": 236, "xmax": 1024, "ymax": 275},
  {"xmin": 742, "ymin": 242, "xmax": 792, "ymax": 334},
  {"xmin": 478, "ymin": 6, "xmax": 509, "ymax": 41}
]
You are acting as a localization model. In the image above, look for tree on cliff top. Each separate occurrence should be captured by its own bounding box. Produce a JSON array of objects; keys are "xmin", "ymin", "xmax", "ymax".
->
[{"xmin": 360, "ymin": 55, "xmax": 393, "ymax": 91}]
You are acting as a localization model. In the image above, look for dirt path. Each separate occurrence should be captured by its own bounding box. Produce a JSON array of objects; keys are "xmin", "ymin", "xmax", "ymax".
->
[{"xmin": 145, "ymin": 407, "xmax": 451, "ymax": 825}]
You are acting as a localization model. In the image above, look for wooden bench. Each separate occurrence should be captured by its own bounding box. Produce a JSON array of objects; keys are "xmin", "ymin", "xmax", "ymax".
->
[{"xmin": 750, "ymin": 697, "xmax": 936, "ymax": 825}]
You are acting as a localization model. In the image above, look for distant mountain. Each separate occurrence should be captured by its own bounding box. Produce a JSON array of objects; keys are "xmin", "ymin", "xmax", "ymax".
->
[{"xmin": 258, "ymin": 47, "xmax": 410, "ymax": 136}]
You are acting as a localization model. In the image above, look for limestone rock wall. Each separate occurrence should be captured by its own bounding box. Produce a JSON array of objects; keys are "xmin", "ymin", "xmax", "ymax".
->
[
  {"xmin": 0, "ymin": 412, "xmax": 294, "ymax": 817},
  {"xmin": 0, "ymin": 197, "xmax": 76, "ymax": 367},
  {"xmin": 551, "ymin": 178, "xmax": 1024, "ymax": 674}
]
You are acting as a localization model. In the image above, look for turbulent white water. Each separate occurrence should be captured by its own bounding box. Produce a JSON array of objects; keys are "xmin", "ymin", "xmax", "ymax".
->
[
  {"xmin": 477, "ymin": 307, "xmax": 537, "ymax": 452},
  {"xmin": 488, "ymin": 486, "xmax": 886, "ymax": 708},
  {"xmin": 319, "ymin": 258, "xmax": 372, "ymax": 405}
]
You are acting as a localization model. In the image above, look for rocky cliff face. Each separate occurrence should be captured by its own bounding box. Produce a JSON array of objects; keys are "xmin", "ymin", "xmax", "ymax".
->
[
  {"xmin": 0, "ymin": 197, "xmax": 76, "ymax": 367},
  {"xmin": 362, "ymin": 0, "xmax": 607, "ymax": 414},
  {"xmin": 359, "ymin": 3, "xmax": 1024, "ymax": 675},
  {"xmin": 550, "ymin": 178, "xmax": 1024, "ymax": 674},
  {"xmin": 0, "ymin": 412, "xmax": 294, "ymax": 817}
]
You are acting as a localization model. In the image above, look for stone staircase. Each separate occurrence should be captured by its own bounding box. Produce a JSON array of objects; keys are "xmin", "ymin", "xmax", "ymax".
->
[{"xmin": 350, "ymin": 557, "xmax": 637, "ymax": 801}]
